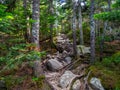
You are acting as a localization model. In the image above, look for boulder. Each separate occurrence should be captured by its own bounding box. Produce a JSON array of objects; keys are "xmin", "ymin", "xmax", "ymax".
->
[
  {"xmin": 90, "ymin": 77, "xmax": 105, "ymax": 90},
  {"xmin": 59, "ymin": 71, "xmax": 75, "ymax": 88},
  {"xmin": 83, "ymin": 47, "xmax": 90, "ymax": 54},
  {"xmin": 33, "ymin": 61, "xmax": 43, "ymax": 77},
  {"xmin": 64, "ymin": 56, "xmax": 72, "ymax": 64},
  {"xmin": 0, "ymin": 80, "xmax": 7, "ymax": 90},
  {"xmin": 77, "ymin": 45, "xmax": 90, "ymax": 55},
  {"xmin": 46, "ymin": 59, "xmax": 63, "ymax": 71},
  {"xmin": 59, "ymin": 71, "xmax": 81, "ymax": 90},
  {"xmin": 72, "ymin": 80, "xmax": 81, "ymax": 90}
]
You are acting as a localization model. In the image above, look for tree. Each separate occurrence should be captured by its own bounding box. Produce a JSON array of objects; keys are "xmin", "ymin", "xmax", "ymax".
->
[
  {"xmin": 99, "ymin": 0, "xmax": 111, "ymax": 61},
  {"xmin": 72, "ymin": 0, "xmax": 77, "ymax": 56},
  {"xmin": 90, "ymin": 0, "xmax": 95, "ymax": 63},
  {"xmin": 23, "ymin": 0, "xmax": 31, "ymax": 43},
  {"xmin": 49, "ymin": 0, "xmax": 54, "ymax": 46},
  {"xmin": 32, "ymin": 0, "xmax": 40, "ymax": 50},
  {"xmin": 107, "ymin": 0, "xmax": 111, "ymax": 11},
  {"xmin": 78, "ymin": 0, "xmax": 84, "ymax": 45}
]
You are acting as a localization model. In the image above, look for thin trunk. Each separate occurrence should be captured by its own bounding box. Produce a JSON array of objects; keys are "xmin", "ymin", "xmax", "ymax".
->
[
  {"xmin": 72, "ymin": 0, "xmax": 77, "ymax": 56},
  {"xmin": 98, "ymin": 21, "xmax": 100, "ymax": 37},
  {"xmin": 27, "ymin": 16, "xmax": 31, "ymax": 42},
  {"xmin": 23, "ymin": 0, "xmax": 31, "ymax": 42},
  {"xmin": 107, "ymin": 0, "xmax": 111, "ymax": 11},
  {"xmin": 95, "ymin": 20, "xmax": 98, "ymax": 37},
  {"xmin": 49, "ymin": 0, "xmax": 54, "ymax": 46},
  {"xmin": 100, "ymin": 0, "xmax": 111, "ymax": 61},
  {"xmin": 90, "ymin": 0, "xmax": 95, "ymax": 63},
  {"xmin": 100, "ymin": 21, "xmax": 107, "ymax": 61},
  {"xmin": 32, "ymin": 0, "xmax": 40, "ymax": 50},
  {"xmin": 61, "ymin": 20, "xmax": 64, "ymax": 32},
  {"xmin": 78, "ymin": 0, "xmax": 84, "ymax": 45}
]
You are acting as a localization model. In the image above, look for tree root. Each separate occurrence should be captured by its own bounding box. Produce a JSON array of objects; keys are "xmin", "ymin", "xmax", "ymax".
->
[{"xmin": 67, "ymin": 74, "xmax": 85, "ymax": 90}]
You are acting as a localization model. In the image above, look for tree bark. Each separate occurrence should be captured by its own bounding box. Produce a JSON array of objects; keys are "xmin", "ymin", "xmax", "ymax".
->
[
  {"xmin": 49, "ymin": 0, "xmax": 54, "ymax": 46},
  {"xmin": 100, "ymin": 0, "xmax": 111, "ymax": 61},
  {"xmin": 23, "ymin": 0, "xmax": 31, "ymax": 43},
  {"xmin": 90, "ymin": 0, "xmax": 95, "ymax": 63},
  {"xmin": 78, "ymin": 0, "xmax": 84, "ymax": 45},
  {"xmin": 107, "ymin": 0, "xmax": 111, "ymax": 11},
  {"xmin": 72, "ymin": 0, "xmax": 77, "ymax": 56},
  {"xmin": 32, "ymin": 0, "xmax": 40, "ymax": 50}
]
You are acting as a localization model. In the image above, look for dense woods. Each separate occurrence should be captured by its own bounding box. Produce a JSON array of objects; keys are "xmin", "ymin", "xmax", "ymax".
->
[{"xmin": 0, "ymin": 0, "xmax": 120, "ymax": 90}]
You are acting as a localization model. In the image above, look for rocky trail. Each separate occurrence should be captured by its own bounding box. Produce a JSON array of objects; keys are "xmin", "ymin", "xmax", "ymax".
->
[{"xmin": 41, "ymin": 34, "xmax": 104, "ymax": 90}]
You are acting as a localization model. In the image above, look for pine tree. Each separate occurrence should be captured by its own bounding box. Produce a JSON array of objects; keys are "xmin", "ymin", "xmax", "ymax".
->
[
  {"xmin": 32, "ymin": 0, "xmax": 40, "ymax": 50},
  {"xmin": 90, "ymin": 0, "xmax": 95, "ymax": 63}
]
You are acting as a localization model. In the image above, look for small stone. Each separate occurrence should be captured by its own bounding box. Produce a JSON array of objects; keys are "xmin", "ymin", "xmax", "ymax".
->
[
  {"xmin": 0, "ymin": 80, "xmax": 7, "ymax": 90},
  {"xmin": 72, "ymin": 80, "xmax": 81, "ymax": 90},
  {"xmin": 64, "ymin": 57, "xmax": 72, "ymax": 64},
  {"xmin": 90, "ymin": 77, "xmax": 105, "ymax": 90}
]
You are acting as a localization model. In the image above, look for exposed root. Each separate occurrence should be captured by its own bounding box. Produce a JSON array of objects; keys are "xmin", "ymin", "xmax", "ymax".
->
[{"xmin": 67, "ymin": 74, "xmax": 85, "ymax": 90}]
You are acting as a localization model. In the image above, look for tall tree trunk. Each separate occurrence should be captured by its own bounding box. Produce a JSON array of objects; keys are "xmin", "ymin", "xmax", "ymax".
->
[
  {"xmin": 32, "ymin": 0, "xmax": 43, "ymax": 78},
  {"xmin": 32, "ymin": 0, "xmax": 40, "ymax": 50},
  {"xmin": 90, "ymin": 0, "xmax": 95, "ymax": 63},
  {"xmin": 23, "ymin": 0, "xmax": 31, "ymax": 43},
  {"xmin": 61, "ymin": 20, "xmax": 64, "ymax": 32},
  {"xmin": 78, "ymin": 0, "xmax": 84, "ymax": 45},
  {"xmin": 49, "ymin": 0, "xmax": 54, "ymax": 46},
  {"xmin": 108, "ymin": 0, "xmax": 111, "ymax": 11},
  {"xmin": 100, "ymin": 21, "xmax": 107, "ymax": 61},
  {"xmin": 100, "ymin": 0, "xmax": 111, "ymax": 61},
  {"xmin": 72, "ymin": 0, "xmax": 77, "ymax": 56}
]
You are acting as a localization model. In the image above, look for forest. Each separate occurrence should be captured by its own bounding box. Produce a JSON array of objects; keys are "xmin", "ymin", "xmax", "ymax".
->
[{"xmin": 0, "ymin": 0, "xmax": 120, "ymax": 90}]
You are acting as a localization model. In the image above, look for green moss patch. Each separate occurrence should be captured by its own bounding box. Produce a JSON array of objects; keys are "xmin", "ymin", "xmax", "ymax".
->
[{"xmin": 89, "ymin": 52, "xmax": 120, "ymax": 89}]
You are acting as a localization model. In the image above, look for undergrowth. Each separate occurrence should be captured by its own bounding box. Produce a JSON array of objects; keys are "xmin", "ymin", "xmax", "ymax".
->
[
  {"xmin": 89, "ymin": 52, "xmax": 120, "ymax": 90},
  {"xmin": 0, "ymin": 42, "xmax": 46, "ymax": 73}
]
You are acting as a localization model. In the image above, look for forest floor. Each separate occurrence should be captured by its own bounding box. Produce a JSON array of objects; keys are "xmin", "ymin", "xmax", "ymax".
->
[
  {"xmin": 0, "ymin": 33, "xmax": 120, "ymax": 90},
  {"xmin": 43, "ymin": 33, "xmax": 91, "ymax": 90}
]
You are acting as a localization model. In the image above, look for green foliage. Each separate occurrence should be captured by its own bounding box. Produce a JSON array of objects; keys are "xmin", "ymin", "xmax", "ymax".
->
[
  {"xmin": 112, "ymin": 0, "xmax": 120, "ymax": 8},
  {"xmin": 0, "ymin": 75, "xmax": 26, "ymax": 89},
  {"xmin": 32, "ymin": 75, "xmax": 45, "ymax": 88},
  {"xmin": 0, "ymin": 4, "xmax": 14, "ymax": 34},
  {"xmin": 94, "ymin": 10, "xmax": 120, "ymax": 21},
  {"xmin": 0, "ymin": 43, "xmax": 46, "ymax": 71},
  {"xmin": 94, "ymin": 0, "xmax": 120, "ymax": 21},
  {"xmin": 89, "ymin": 52, "xmax": 120, "ymax": 89},
  {"xmin": 102, "ymin": 52, "xmax": 120, "ymax": 66}
]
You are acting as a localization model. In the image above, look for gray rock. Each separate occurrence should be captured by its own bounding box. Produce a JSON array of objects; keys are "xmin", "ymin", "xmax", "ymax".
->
[
  {"xmin": 0, "ymin": 80, "xmax": 7, "ymax": 90},
  {"xmin": 77, "ymin": 45, "xmax": 90, "ymax": 55},
  {"xmin": 59, "ymin": 71, "xmax": 76, "ymax": 88},
  {"xmin": 62, "ymin": 50, "xmax": 68, "ymax": 56},
  {"xmin": 72, "ymin": 80, "xmax": 81, "ymax": 90},
  {"xmin": 33, "ymin": 61, "xmax": 43, "ymax": 77},
  {"xmin": 90, "ymin": 77, "xmax": 105, "ymax": 90},
  {"xmin": 83, "ymin": 47, "xmax": 90, "ymax": 54},
  {"xmin": 64, "ymin": 56, "xmax": 72, "ymax": 64},
  {"xmin": 46, "ymin": 59, "xmax": 63, "ymax": 71},
  {"xmin": 59, "ymin": 71, "xmax": 81, "ymax": 90}
]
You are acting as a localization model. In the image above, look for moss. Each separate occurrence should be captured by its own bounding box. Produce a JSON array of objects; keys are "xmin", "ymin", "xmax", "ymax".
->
[
  {"xmin": 89, "ymin": 52, "xmax": 120, "ymax": 89},
  {"xmin": 32, "ymin": 75, "xmax": 51, "ymax": 90},
  {"xmin": 0, "ymin": 75, "xmax": 26, "ymax": 89},
  {"xmin": 36, "ymin": 75, "xmax": 45, "ymax": 88},
  {"xmin": 89, "ymin": 63, "xmax": 120, "ymax": 89}
]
